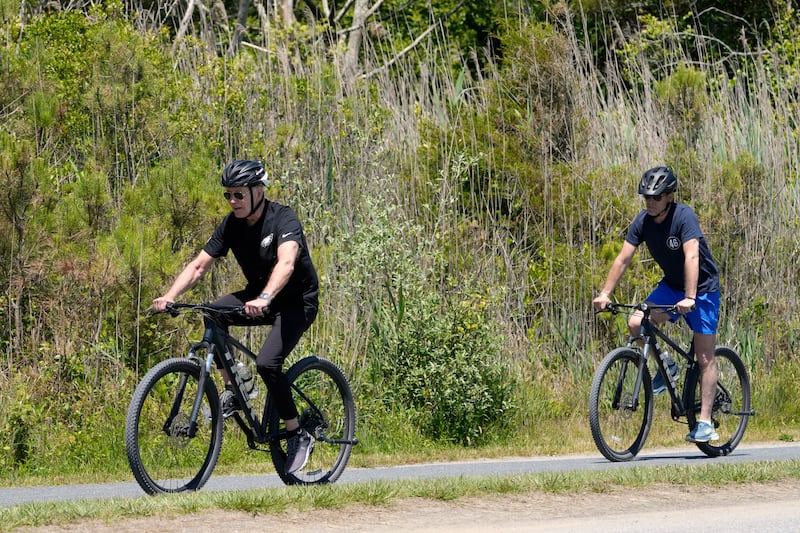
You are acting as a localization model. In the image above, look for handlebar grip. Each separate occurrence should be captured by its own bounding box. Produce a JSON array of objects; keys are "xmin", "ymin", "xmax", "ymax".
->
[{"xmin": 593, "ymin": 302, "xmax": 616, "ymax": 315}]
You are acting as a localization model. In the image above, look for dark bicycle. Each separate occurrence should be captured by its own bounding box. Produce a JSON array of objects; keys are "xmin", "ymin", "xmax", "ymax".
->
[
  {"xmin": 590, "ymin": 302, "xmax": 754, "ymax": 462},
  {"xmin": 125, "ymin": 303, "xmax": 358, "ymax": 494}
]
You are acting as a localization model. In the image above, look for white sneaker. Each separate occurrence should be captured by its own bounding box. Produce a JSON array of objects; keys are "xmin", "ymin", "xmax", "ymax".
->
[{"xmin": 686, "ymin": 421, "xmax": 719, "ymax": 443}]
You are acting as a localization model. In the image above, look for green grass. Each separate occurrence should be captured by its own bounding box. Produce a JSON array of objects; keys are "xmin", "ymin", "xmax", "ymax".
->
[
  {"xmin": 1, "ymin": 407, "xmax": 795, "ymax": 490},
  {"xmin": 2, "ymin": 459, "xmax": 798, "ymax": 531}
]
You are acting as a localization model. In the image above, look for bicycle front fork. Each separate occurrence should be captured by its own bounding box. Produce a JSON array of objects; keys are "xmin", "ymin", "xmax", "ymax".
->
[{"xmin": 183, "ymin": 341, "xmax": 217, "ymax": 438}]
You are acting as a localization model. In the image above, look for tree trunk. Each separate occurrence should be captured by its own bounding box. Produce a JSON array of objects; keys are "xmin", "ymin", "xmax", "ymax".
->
[
  {"xmin": 342, "ymin": 0, "xmax": 369, "ymax": 80},
  {"xmin": 228, "ymin": 0, "xmax": 252, "ymax": 55},
  {"xmin": 172, "ymin": 0, "xmax": 197, "ymax": 53},
  {"xmin": 281, "ymin": 0, "xmax": 294, "ymax": 26}
]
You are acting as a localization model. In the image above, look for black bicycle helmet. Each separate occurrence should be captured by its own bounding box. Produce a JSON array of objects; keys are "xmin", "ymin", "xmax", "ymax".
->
[
  {"xmin": 638, "ymin": 166, "xmax": 677, "ymax": 196},
  {"xmin": 220, "ymin": 159, "xmax": 267, "ymax": 188}
]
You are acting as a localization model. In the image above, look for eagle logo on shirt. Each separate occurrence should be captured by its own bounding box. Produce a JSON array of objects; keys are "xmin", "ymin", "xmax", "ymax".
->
[
  {"xmin": 261, "ymin": 234, "xmax": 273, "ymax": 248},
  {"xmin": 667, "ymin": 236, "xmax": 681, "ymax": 250}
]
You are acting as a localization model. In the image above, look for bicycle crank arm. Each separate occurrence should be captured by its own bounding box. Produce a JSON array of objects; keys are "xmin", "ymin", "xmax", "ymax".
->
[
  {"xmin": 728, "ymin": 409, "xmax": 757, "ymax": 416},
  {"xmin": 318, "ymin": 436, "xmax": 359, "ymax": 445}
]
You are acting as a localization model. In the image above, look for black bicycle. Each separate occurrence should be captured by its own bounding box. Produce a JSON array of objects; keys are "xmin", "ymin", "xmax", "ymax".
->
[
  {"xmin": 589, "ymin": 302, "xmax": 754, "ymax": 462},
  {"xmin": 125, "ymin": 303, "xmax": 358, "ymax": 494}
]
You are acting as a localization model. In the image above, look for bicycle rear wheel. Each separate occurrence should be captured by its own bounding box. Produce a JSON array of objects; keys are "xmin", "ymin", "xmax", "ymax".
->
[
  {"xmin": 268, "ymin": 356, "xmax": 356, "ymax": 485},
  {"xmin": 589, "ymin": 347, "xmax": 654, "ymax": 462},
  {"xmin": 685, "ymin": 346, "xmax": 751, "ymax": 457},
  {"xmin": 125, "ymin": 358, "xmax": 223, "ymax": 494}
]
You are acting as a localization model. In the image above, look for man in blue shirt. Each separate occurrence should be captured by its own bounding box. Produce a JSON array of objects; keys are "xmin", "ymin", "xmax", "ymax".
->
[{"xmin": 593, "ymin": 166, "xmax": 721, "ymax": 443}]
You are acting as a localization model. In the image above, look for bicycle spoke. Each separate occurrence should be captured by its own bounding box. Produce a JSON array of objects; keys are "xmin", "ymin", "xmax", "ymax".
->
[
  {"xmin": 126, "ymin": 360, "xmax": 223, "ymax": 494},
  {"xmin": 688, "ymin": 347, "xmax": 751, "ymax": 456},
  {"xmin": 269, "ymin": 356, "xmax": 356, "ymax": 485},
  {"xmin": 589, "ymin": 348, "xmax": 653, "ymax": 462}
]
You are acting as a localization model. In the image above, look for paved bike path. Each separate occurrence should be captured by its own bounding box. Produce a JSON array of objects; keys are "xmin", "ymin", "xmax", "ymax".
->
[{"xmin": 1, "ymin": 442, "xmax": 798, "ymax": 508}]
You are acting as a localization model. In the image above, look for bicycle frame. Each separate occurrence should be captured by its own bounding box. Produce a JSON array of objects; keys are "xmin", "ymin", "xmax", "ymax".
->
[
  {"xmin": 591, "ymin": 301, "xmax": 754, "ymax": 462},
  {"xmin": 175, "ymin": 308, "xmax": 306, "ymax": 447},
  {"xmin": 175, "ymin": 324, "xmax": 259, "ymax": 440},
  {"xmin": 625, "ymin": 304, "xmax": 698, "ymax": 421},
  {"xmin": 201, "ymin": 325, "xmax": 271, "ymax": 442},
  {"xmin": 128, "ymin": 302, "xmax": 358, "ymax": 492}
]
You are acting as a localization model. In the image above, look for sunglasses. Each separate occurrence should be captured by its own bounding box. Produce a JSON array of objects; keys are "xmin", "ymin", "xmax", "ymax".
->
[
  {"xmin": 223, "ymin": 191, "xmax": 246, "ymax": 200},
  {"xmin": 643, "ymin": 194, "xmax": 664, "ymax": 201}
]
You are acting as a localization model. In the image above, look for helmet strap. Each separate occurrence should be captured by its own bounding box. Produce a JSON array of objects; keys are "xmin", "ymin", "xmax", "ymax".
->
[
  {"xmin": 248, "ymin": 186, "xmax": 265, "ymax": 217},
  {"xmin": 653, "ymin": 201, "xmax": 672, "ymax": 220}
]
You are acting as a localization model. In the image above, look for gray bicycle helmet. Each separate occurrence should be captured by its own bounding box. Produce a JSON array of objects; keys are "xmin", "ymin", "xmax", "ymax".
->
[
  {"xmin": 220, "ymin": 159, "xmax": 267, "ymax": 188},
  {"xmin": 638, "ymin": 166, "xmax": 677, "ymax": 196}
]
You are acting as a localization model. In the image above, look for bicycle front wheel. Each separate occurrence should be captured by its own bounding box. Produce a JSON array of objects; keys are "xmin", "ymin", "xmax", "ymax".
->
[
  {"xmin": 685, "ymin": 346, "xmax": 751, "ymax": 457},
  {"xmin": 268, "ymin": 356, "xmax": 357, "ymax": 485},
  {"xmin": 589, "ymin": 347, "xmax": 654, "ymax": 462},
  {"xmin": 125, "ymin": 358, "xmax": 224, "ymax": 494}
]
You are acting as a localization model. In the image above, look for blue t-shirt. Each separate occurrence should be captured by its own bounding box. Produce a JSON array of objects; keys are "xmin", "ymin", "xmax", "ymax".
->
[{"xmin": 625, "ymin": 203, "xmax": 720, "ymax": 294}]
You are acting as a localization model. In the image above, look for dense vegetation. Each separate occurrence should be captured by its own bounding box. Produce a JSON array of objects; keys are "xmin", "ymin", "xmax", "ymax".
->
[{"xmin": 1, "ymin": 0, "xmax": 799, "ymax": 480}]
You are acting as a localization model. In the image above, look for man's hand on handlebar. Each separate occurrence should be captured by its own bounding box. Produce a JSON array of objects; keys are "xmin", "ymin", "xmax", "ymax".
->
[
  {"xmin": 244, "ymin": 297, "xmax": 270, "ymax": 317},
  {"xmin": 152, "ymin": 296, "xmax": 174, "ymax": 313},
  {"xmin": 593, "ymin": 293, "xmax": 612, "ymax": 312},
  {"xmin": 675, "ymin": 297, "xmax": 696, "ymax": 315}
]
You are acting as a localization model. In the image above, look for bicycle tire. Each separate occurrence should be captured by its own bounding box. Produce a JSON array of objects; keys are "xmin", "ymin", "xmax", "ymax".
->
[
  {"xmin": 125, "ymin": 358, "xmax": 224, "ymax": 494},
  {"xmin": 589, "ymin": 347, "xmax": 654, "ymax": 462},
  {"xmin": 685, "ymin": 346, "xmax": 751, "ymax": 457},
  {"xmin": 267, "ymin": 356, "xmax": 356, "ymax": 485}
]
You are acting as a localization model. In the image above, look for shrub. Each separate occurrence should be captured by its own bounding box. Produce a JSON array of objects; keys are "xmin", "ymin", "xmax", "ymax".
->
[{"xmin": 373, "ymin": 289, "xmax": 514, "ymax": 446}]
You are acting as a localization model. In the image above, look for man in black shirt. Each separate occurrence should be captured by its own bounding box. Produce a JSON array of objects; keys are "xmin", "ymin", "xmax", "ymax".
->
[{"xmin": 153, "ymin": 160, "xmax": 319, "ymax": 473}]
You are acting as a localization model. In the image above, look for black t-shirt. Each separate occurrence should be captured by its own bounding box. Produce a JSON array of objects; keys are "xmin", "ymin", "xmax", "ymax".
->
[
  {"xmin": 625, "ymin": 202, "xmax": 720, "ymax": 294},
  {"xmin": 203, "ymin": 201, "xmax": 319, "ymax": 310}
]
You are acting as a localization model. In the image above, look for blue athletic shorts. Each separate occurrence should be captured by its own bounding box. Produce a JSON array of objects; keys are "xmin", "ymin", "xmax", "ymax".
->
[{"xmin": 647, "ymin": 280, "xmax": 720, "ymax": 335}]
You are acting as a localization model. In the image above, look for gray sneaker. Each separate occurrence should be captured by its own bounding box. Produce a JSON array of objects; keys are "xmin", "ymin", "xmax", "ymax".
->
[
  {"xmin": 220, "ymin": 389, "xmax": 240, "ymax": 419},
  {"xmin": 285, "ymin": 429, "xmax": 315, "ymax": 474}
]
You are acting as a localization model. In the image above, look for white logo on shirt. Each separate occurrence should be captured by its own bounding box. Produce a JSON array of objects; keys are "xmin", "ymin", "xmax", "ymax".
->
[
  {"xmin": 281, "ymin": 232, "xmax": 293, "ymax": 239},
  {"xmin": 261, "ymin": 234, "xmax": 273, "ymax": 248},
  {"xmin": 667, "ymin": 236, "xmax": 681, "ymax": 250}
]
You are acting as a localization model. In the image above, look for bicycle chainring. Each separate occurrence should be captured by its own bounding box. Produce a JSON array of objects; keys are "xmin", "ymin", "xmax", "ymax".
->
[{"xmin": 298, "ymin": 408, "xmax": 327, "ymax": 438}]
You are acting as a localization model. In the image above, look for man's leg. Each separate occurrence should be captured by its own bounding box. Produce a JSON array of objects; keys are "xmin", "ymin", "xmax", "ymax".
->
[
  {"xmin": 256, "ymin": 310, "xmax": 306, "ymax": 425},
  {"xmin": 627, "ymin": 305, "xmax": 671, "ymax": 342},
  {"xmin": 257, "ymin": 307, "xmax": 316, "ymax": 473},
  {"xmin": 627, "ymin": 310, "xmax": 643, "ymax": 340},
  {"xmin": 693, "ymin": 332, "xmax": 718, "ymax": 421}
]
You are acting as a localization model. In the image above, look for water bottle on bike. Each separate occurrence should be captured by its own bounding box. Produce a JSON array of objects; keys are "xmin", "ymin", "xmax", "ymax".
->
[
  {"xmin": 652, "ymin": 349, "xmax": 680, "ymax": 395},
  {"xmin": 234, "ymin": 360, "xmax": 258, "ymax": 399}
]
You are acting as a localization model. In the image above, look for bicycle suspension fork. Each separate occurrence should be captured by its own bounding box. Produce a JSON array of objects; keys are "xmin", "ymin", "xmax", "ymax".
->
[
  {"xmin": 177, "ymin": 323, "xmax": 229, "ymax": 438},
  {"xmin": 184, "ymin": 337, "xmax": 217, "ymax": 438},
  {"xmin": 621, "ymin": 335, "xmax": 650, "ymax": 409}
]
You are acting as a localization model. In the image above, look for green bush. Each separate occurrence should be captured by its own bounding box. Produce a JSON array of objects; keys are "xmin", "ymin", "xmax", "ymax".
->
[
  {"xmin": 373, "ymin": 290, "xmax": 514, "ymax": 446},
  {"xmin": 655, "ymin": 64, "xmax": 708, "ymax": 141}
]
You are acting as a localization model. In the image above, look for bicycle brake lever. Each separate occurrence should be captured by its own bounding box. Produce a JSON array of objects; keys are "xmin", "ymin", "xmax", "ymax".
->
[{"xmin": 594, "ymin": 305, "xmax": 617, "ymax": 316}]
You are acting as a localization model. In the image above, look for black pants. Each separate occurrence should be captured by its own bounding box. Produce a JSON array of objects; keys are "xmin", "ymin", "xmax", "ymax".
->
[{"xmin": 211, "ymin": 291, "xmax": 318, "ymax": 421}]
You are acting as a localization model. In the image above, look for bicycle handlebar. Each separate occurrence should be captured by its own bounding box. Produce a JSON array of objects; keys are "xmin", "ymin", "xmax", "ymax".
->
[
  {"xmin": 161, "ymin": 302, "xmax": 268, "ymax": 319},
  {"xmin": 596, "ymin": 302, "xmax": 679, "ymax": 316}
]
